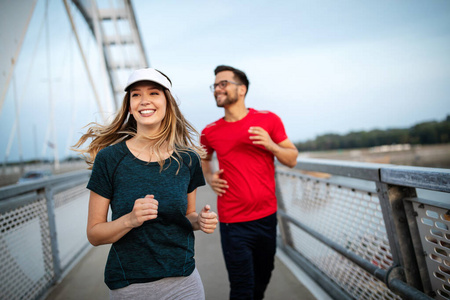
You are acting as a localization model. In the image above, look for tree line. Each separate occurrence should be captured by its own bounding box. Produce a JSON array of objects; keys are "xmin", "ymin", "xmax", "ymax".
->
[{"xmin": 295, "ymin": 115, "xmax": 450, "ymax": 151}]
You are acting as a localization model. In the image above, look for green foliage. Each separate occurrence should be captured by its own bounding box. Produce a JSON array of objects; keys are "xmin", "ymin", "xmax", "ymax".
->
[{"xmin": 295, "ymin": 115, "xmax": 450, "ymax": 151}]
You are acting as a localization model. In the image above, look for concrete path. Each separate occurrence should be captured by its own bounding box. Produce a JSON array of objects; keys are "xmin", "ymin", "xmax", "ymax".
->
[{"xmin": 45, "ymin": 186, "xmax": 322, "ymax": 300}]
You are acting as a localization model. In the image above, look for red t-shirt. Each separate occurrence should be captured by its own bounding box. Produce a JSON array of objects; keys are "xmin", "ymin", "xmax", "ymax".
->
[{"xmin": 200, "ymin": 108, "xmax": 288, "ymax": 223}]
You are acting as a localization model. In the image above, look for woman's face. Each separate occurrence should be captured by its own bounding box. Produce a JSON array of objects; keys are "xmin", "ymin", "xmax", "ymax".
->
[{"xmin": 129, "ymin": 81, "xmax": 167, "ymax": 134}]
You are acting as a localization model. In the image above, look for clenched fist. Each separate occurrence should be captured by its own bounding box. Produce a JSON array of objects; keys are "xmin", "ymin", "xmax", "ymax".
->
[
  {"xmin": 128, "ymin": 195, "xmax": 159, "ymax": 228},
  {"xmin": 198, "ymin": 205, "xmax": 218, "ymax": 234}
]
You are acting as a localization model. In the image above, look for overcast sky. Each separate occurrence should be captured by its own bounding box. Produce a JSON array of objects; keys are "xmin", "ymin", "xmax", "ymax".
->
[
  {"xmin": 1, "ymin": 0, "xmax": 449, "ymax": 162},
  {"xmin": 133, "ymin": 0, "xmax": 450, "ymax": 141}
]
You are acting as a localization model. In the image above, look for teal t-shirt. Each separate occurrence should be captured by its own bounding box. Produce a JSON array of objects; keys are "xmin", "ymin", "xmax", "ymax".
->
[{"xmin": 86, "ymin": 141, "xmax": 205, "ymax": 290}]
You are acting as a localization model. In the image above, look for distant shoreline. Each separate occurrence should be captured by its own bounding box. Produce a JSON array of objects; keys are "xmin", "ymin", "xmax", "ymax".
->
[
  {"xmin": 299, "ymin": 143, "xmax": 450, "ymax": 169},
  {"xmin": 1, "ymin": 143, "xmax": 449, "ymax": 188}
]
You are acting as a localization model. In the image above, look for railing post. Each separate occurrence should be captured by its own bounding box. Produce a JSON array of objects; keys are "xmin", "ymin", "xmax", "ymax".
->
[
  {"xmin": 44, "ymin": 185, "xmax": 62, "ymax": 284},
  {"xmin": 275, "ymin": 174, "xmax": 294, "ymax": 248},
  {"xmin": 376, "ymin": 182, "xmax": 423, "ymax": 291},
  {"xmin": 403, "ymin": 200, "xmax": 433, "ymax": 296}
]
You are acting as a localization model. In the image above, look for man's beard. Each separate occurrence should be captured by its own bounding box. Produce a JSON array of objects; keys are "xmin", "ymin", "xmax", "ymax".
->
[{"xmin": 216, "ymin": 93, "xmax": 238, "ymax": 107}]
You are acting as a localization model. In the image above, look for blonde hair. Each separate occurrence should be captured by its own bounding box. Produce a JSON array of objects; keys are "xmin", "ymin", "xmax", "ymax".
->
[{"xmin": 73, "ymin": 83, "xmax": 205, "ymax": 172}]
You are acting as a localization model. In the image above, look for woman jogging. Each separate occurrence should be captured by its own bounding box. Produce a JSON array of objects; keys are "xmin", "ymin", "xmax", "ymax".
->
[{"xmin": 74, "ymin": 68, "xmax": 218, "ymax": 299}]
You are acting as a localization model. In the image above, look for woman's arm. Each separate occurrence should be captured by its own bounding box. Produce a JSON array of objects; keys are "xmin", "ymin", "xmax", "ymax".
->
[
  {"xmin": 86, "ymin": 191, "xmax": 159, "ymax": 246},
  {"xmin": 185, "ymin": 189, "xmax": 218, "ymax": 233}
]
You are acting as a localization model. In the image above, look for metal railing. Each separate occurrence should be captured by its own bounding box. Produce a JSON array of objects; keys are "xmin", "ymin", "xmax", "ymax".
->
[
  {"xmin": 276, "ymin": 158, "xmax": 450, "ymax": 300},
  {"xmin": 1, "ymin": 159, "xmax": 450, "ymax": 300},
  {"xmin": 0, "ymin": 170, "xmax": 91, "ymax": 300}
]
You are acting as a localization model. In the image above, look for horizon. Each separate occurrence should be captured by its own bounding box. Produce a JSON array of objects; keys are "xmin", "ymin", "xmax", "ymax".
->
[{"xmin": 1, "ymin": 0, "xmax": 449, "ymax": 162}]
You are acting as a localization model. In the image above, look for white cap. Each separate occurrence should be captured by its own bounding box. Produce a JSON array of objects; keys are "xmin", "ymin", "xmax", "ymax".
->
[{"xmin": 124, "ymin": 68, "xmax": 172, "ymax": 92}]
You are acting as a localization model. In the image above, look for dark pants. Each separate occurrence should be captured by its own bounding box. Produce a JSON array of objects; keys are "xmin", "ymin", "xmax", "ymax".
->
[{"xmin": 220, "ymin": 213, "xmax": 277, "ymax": 300}]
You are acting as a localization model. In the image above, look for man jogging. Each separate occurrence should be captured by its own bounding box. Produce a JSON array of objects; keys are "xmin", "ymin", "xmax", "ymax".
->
[{"xmin": 201, "ymin": 65, "xmax": 298, "ymax": 299}]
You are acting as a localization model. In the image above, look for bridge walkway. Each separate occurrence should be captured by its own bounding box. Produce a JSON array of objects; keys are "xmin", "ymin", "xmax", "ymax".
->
[{"xmin": 44, "ymin": 186, "xmax": 327, "ymax": 300}]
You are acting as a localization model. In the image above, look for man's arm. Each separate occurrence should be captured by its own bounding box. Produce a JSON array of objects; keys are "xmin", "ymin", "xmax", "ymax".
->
[
  {"xmin": 248, "ymin": 126, "xmax": 298, "ymax": 168},
  {"xmin": 271, "ymin": 138, "xmax": 299, "ymax": 168},
  {"xmin": 202, "ymin": 153, "xmax": 229, "ymax": 196}
]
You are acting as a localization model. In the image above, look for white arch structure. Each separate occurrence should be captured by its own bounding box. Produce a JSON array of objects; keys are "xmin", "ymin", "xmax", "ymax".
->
[
  {"xmin": 1, "ymin": 0, "xmax": 148, "ymax": 113},
  {"xmin": 0, "ymin": 0, "xmax": 149, "ymax": 168}
]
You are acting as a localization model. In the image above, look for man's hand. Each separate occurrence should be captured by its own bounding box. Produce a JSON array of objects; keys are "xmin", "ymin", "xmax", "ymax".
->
[
  {"xmin": 249, "ymin": 126, "xmax": 299, "ymax": 168},
  {"xmin": 210, "ymin": 169, "xmax": 229, "ymax": 197},
  {"xmin": 248, "ymin": 126, "xmax": 277, "ymax": 152}
]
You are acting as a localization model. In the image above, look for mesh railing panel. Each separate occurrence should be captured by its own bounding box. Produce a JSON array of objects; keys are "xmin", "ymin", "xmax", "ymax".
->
[
  {"xmin": 54, "ymin": 184, "xmax": 90, "ymax": 269},
  {"xmin": 0, "ymin": 195, "xmax": 54, "ymax": 300},
  {"xmin": 277, "ymin": 172, "xmax": 400, "ymax": 300},
  {"xmin": 414, "ymin": 202, "xmax": 450, "ymax": 300}
]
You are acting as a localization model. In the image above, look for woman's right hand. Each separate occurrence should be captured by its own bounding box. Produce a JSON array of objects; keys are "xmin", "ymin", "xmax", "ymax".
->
[{"xmin": 128, "ymin": 195, "xmax": 159, "ymax": 228}]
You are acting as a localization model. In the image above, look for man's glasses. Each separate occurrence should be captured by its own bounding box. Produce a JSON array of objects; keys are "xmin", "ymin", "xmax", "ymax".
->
[{"xmin": 210, "ymin": 80, "xmax": 241, "ymax": 92}]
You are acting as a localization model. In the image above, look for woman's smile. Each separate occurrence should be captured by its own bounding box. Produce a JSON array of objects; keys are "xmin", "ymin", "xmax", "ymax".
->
[{"xmin": 139, "ymin": 109, "xmax": 156, "ymax": 117}]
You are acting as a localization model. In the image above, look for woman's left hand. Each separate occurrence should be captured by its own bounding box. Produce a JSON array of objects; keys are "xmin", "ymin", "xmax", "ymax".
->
[{"xmin": 198, "ymin": 205, "xmax": 218, "ymax": 234}]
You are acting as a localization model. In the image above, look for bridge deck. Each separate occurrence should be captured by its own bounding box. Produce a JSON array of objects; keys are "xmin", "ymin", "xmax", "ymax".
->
[{"xmin": 44, "ymin": 187, "xmax": 324, "ymax": 300}]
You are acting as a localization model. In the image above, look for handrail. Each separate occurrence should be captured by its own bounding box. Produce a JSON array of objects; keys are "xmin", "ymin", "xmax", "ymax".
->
[
  {"xmin": 293, "ymin": 158, "xmax": 386, "ymax": 181},
  {"xmin": 291, "ymin": 158, "xmax": 450, "ymax": 192},
  {"xmin": 0, "ymin": 169, "xmax": 91, "ymax": 201},
  {"xmin": 380, "ymin": 165, "xmax": 450, "ymax": 192},
  {"xmin": 2, "ymin": 158, "xmax": 449, "ymax": 299},
  {"xmin": 276, "ymin": 158, "xmax": 450, "ymax": 300},
  {"xmin": 0, "ymin": 170, "xmax": 92, "ymax": 300}
]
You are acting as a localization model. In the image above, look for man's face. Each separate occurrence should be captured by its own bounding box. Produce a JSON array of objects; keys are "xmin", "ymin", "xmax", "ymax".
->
[{"xmin": 213, "ymin": 71, "xmax": 240, "ymax": 108}]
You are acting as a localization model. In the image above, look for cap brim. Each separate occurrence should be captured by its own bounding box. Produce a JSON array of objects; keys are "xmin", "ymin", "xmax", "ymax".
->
[{"xmin": 124, "ymin": 68, "xmax": 172, "ymax": 92}]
